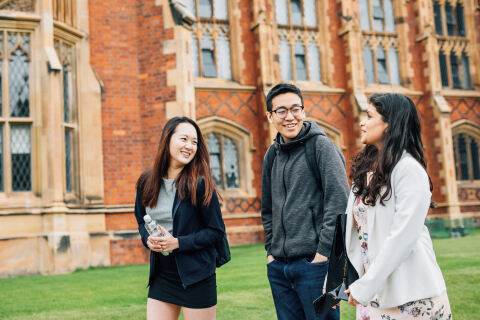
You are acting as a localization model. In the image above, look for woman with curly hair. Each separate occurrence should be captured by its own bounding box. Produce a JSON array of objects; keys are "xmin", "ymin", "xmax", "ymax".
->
[{"xmin": 344, "ymin": 94, "xmax": 451, "ymax": 319}]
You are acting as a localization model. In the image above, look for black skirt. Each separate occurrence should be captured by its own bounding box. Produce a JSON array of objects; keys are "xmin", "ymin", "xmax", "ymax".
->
[{"xmin": 148, "ymin": 253, "xmax": 217, "ymax": 309}]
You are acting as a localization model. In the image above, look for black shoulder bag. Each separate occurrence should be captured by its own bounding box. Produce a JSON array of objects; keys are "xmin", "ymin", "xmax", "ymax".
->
[{"xmin": 313, "ymin": 213, "xmax": 359, "ymax": 316}]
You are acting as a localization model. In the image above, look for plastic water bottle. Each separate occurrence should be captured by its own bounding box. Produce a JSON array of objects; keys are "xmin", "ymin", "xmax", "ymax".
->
[{"xmin": 143, "ymin": 215, "xmax": 170, "ymax": 255}]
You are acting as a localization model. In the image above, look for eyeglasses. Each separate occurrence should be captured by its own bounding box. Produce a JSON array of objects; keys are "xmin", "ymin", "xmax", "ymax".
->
[{"xmin": 270, "ymin": 105, "xmax": 304, "ymax": 119}]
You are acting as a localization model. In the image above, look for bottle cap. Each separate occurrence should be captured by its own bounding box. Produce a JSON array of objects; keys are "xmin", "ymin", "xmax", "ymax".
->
[{"xmin": 143, "ymin": 215, "xmax": 152, "ymax": 223}]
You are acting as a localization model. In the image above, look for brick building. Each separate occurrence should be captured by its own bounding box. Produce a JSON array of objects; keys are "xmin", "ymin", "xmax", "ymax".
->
[{"xmin": 0, "ymin": 0, "xmax": 479, "ymax": 277}]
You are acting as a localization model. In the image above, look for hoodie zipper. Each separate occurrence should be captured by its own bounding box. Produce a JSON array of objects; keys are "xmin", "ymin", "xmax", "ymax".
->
[{"xmin": 280, "ymin": 152, "xmax": 290, "ymax": 257}]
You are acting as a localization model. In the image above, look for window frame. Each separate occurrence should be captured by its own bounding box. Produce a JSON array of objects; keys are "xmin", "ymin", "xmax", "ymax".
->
[
  {"xmin": 452, "ymin": 122, "xmax": 480, "ymax": 182},
  {"xmin": 54, "ymin": 36, "xmax": 79, "ymax": 199},
  {"xmin": 0, "ymin": 26, "xmax": 36, "ymax": 197},
  {"xmin": 197, "ymin": 116, "xmax": 256, "ymax": 198},
  {"xmin": 190, "ymin": 0, "xmax": 232, "ymax": 80},
  {"xmin": 274, "ymin": 0, "xmax": 323, "ymax": 83},
  {"xmin": 434, "ymin": 0, "xmax": 472, "ymax": 90},
  {"xmin": 359, "ymin": 0, "xmax": 401, "ymax": 86}
]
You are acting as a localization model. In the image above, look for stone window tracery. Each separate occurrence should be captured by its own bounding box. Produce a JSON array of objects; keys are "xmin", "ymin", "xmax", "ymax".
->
[
  {"xmin": 275, "ymin": 0, "xmax": 322, "ymax": 82},
  {"xmin": 359, "ymin": 0, "xmax": 400, "ymax": 85},
  {"xmin": 434, "ymin": 0, "xmax": 471, "ymax": 90},
  {"xmin": 187, "ymin": 0, "xmax": 232, "ymax": 79}
]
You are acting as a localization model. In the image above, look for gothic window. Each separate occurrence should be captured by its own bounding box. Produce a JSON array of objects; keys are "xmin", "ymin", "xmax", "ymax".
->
[
  {"xmin": 275, "ymin": 0, "xmax": 322, "ymax": 82},
  {"xmin": 55, "ymin": 39, "xmax": 77, "ymax": 194},
  {"xmin": 360, "ymin": 0, "xmax": 400, "ymax": 85},
  {"xmin": 0, "ymin": 31, "xmax": 32, "ymax": 192},
  {"xmin": 206, "ymin": 132, "xmax": 239, "ymax": 190},
  {"xmin": 434, "ymin": 0, "xmax": 471, "ymax": 89},
  {"xmin": 188, "ymin": 0, "xmax": 232, "ymax": 79},
  {"xmin": 453, "ymin": 133, "xmax": 480, "ymax": 181}
]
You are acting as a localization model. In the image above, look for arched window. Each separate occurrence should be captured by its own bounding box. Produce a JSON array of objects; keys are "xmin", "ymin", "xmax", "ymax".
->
[
  {"xmin": 198, "ymin": 117, "xmax": 256, "ymax": 197},
  {"xmin": 206, "ymin": 132, "xmax": 239, "ymax": 190},
  {"xmin": 187, "ymin": 0, "xmax": 232, "ymax": 79},
  {"xmin": 453, "ymin": 133, "xmax": 480, "ymax": 181},
  {"xmin": 275, "ymin": 0, "xmax": 322, "ymax": 82}
]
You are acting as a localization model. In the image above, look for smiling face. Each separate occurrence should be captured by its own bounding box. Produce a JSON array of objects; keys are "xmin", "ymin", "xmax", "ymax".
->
[
  {"xmin": 266, "ymin": 92, "xmax": 305, "ymax": 142},
  {"xmin": 360, "ymin": 104, "xmax": 388, "ymax": 149},
  {"xmin": 168, "ymin": 122, "xmax": 198, "ymax": 170}
]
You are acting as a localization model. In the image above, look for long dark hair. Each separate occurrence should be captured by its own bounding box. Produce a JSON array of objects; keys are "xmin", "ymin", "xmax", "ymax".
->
[
  {"xmin": 137, "ymin": 117, "xmax": 217, "ymax": 208},
  {"xmin": 350, "ymin": 93, "xmax": 433, "ymax": 207}
]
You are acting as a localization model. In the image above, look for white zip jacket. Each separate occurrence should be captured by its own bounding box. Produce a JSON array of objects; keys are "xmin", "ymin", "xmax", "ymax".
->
[{"xmin": 346, "ymin": 152, "xmax": 446, "ymax": 308}]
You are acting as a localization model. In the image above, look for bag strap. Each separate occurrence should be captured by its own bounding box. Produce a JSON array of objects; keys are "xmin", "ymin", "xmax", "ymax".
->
[{"xmin": 304, "ymin": 137, "xmax": 322, "ymax": 191}]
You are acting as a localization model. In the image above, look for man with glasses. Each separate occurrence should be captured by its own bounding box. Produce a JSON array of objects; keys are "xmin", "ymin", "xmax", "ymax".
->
[{"xmin": 261, "ymin": 83, "xmax": 349, "ymax": 320}]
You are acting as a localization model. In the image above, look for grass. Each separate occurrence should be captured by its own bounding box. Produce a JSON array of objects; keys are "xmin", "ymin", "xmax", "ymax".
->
[{"xmin": 0, "ymin": 233, "xmax": 478, "ymax": 319}]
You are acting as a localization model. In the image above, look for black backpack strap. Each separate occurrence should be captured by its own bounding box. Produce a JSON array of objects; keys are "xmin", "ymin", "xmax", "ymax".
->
[
  {"xmin": 264, "ymin": 143, "xmax": 279, "ymax": 175},
  {"xmin": 304, "ymin": 135, "xmax": 346, "ymax": 191},
  {"xmin": 304, "ymin": 137, "xmax": 322, "ymax": 191}
]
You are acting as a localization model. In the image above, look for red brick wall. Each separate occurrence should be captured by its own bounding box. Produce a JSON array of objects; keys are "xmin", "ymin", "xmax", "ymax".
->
[
  {"xmin": 105, "ymin": 213, "xmax": 138, "ymax": 230},
  {"xmin": 110, "ymin": 240, "xmax": 149, "ymax": 265}
]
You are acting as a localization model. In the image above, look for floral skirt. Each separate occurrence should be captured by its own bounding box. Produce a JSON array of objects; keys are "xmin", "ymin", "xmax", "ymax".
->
[{"xmin": 356, "ymin": 291, "xmax": 451, "ymax": 320}]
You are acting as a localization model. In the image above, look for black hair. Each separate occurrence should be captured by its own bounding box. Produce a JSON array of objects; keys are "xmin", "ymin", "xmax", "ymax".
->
[
  {"xmin": 266, "ymin": 83, "xmax": 304, "ymax": 112},
  {"xmin": 350, "ymin": 93, "xmax": 434, "ymax": 207}
]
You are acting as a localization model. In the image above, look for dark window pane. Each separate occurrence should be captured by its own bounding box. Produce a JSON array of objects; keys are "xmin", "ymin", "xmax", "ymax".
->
[
  {"xmin": 439, "ymin": 52, "xmax": 449, "ymax": 87},
  {"xmin": 376, "ymin": 47, "xmax": 389, "ymax": 84},
  {"xmin": 453, "ymin": 138, "xmax": 459, "ymax": 180},
  {"xmin": 461, "ymin": 53, "xmax": 471, "ymax": 89},
  {"xmin": 9, "ymin": 46, "xmax": 30, "ymax": 117},
  {"xmin": 0, "ymin": 126, "xmax": 3, "ymax": 192},
  {"xmin": 63, "ymin": 63, "xmax": 71, "ymax": 123},
  {"xmin": 291, "ymin": 0, "xmax": 302, "ymax": 26},
  {"xmin": 223, "ymin": 136, "xmax": 239, "ymax": 189},
  {"xmin": 11, "ymin": 124, "xmax": 31, "ymax": 191},
  {"xmin": 364, "ymin": 45, "xmax": 375, "ymax": 84},
  {"xmin": 471, "ymin": 139, "xmax": 480, "ymax": 180},
  {"xmin": 433, "ymin": 1, "xmax": 443, "ymax": 35},
  {"xmin": 456, "ymin": 4, "xmax": 465, "ymax": 37},
  {"xmin": 65, "ymin": 129, "xmax": 73, "ymax": 193},
  {"xmin": 201, "ymin": 36, "xmax": 216, "ymax": 78},
  {"xmin": 458, "ymin": 134, "xmax": 469, "ymax": 180},
  {"xmin": 294, "ymin": 41, "xmax": 307, "ymax": 81},
  {"xmin": 450, "ymin": 53, "xmax": 461, "ymax": 89},
  {"xmin": 445, "ymin": 2, "xmax": 455, "ymax": 36},
  {"xmin": 207, "ymin": 133, "xmax": 223, "ymax": 188},
  {"xmin": 199, "ymin": 0, "xmax": 212, "ymax": 18}
]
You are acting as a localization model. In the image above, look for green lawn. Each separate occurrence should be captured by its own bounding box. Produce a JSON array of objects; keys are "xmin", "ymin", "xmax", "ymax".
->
[{"xmin": 0, "ymin": 233, "xmax": 478, "ymax": 319}]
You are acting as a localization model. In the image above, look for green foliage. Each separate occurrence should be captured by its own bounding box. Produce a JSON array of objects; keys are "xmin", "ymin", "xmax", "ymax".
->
[{"xmin": 0, "ymin": 234, "xmax": 478, "ymax": 319}]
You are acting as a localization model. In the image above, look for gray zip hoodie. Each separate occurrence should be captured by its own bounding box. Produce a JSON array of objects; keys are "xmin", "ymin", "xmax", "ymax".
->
[{"xmin": 261, "ymin": 121, "xmax": 349, "ymax": 258}]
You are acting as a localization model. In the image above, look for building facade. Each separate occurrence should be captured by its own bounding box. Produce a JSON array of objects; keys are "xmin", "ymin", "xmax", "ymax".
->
[{"xmin": 0, "ymin": 0, "xmax": 479, "ymax": 277}]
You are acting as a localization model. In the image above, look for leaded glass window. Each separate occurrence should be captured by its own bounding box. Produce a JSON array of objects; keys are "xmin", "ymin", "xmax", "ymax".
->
[
  {"xmin": 439, "ymin": 52, "xmax": 449, "ymax": 87},
  {"xmin": 461, "ymin": 53, "xmax": 471, "ymax": 89},
  {"xmin": 191, "ymin": 0, "xmax": 232, "ymax": 79},
  {"xmin": 453, "ymin": 133, "xmax": 480, "ymax": 181},
  {"xmin": 55, "ymin": 39, "xmax": 77, "ymax": 194},
  {"xmin": 360, "ymin": 1, "xmax": 400, "ymax": 86},
  {"xmin": 0, "ymin": 31, "xmax": 32, "ymax": 193},
  {"xmin": 363, "ymin": 45, "xmax": 375, "ymax": 84},
  {"xmin": 433, "ymin": 0, "xmax": 466, "ymax": 37},
  {"xmin": 11, "ymin": 125, "xmax": 31, "ymax": 191},
  {"xmin": 359, "ymin": 0, "xmax": 395, "ymax": 32},
  {"xmin": 206, "ymin": 132, "xmax": 239, "ymax": 190},
  {"xmin": 276, "ymin": 0, "xmax": 321, "ymax": 82},
  {"xmin": 450, "ymin": 53, "xmax": 461, "ymax": 89}
]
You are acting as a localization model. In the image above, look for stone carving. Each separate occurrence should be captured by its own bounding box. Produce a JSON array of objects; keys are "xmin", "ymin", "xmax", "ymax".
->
[{"xmin": 0, "ymin": 0, "xmax": 35, "ymax": 12}]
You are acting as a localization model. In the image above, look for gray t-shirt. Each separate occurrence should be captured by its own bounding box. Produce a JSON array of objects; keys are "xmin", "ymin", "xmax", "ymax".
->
[{"xmin": 145, "ymin": 179, "xmax": 175, "ymax": 233}]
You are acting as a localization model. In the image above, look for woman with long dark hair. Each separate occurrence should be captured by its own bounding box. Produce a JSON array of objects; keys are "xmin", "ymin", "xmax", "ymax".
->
[
  {"xmin": 344, "ymin": 94, "xmax": 451, "ymax": 319},
  {"xmin": 134, "ymin": 117, "xmax": 226, "ymax": 320}
]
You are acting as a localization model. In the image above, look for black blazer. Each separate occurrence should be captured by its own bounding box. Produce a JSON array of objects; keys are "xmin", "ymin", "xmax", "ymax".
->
[{"xmin": 134, "ymin": 178, "xmax": 225, "ymax": 288}]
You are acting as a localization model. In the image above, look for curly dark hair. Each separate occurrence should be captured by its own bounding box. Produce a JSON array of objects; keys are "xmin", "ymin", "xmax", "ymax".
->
[{"xmin": 350, "ymin": 93, "xmax": 433, "ymax": 207}]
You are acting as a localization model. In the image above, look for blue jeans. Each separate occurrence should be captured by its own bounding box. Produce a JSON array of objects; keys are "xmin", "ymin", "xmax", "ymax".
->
[{"xmin": 267, "ymin": 256, "xmax": 340, "ymax": 320}]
